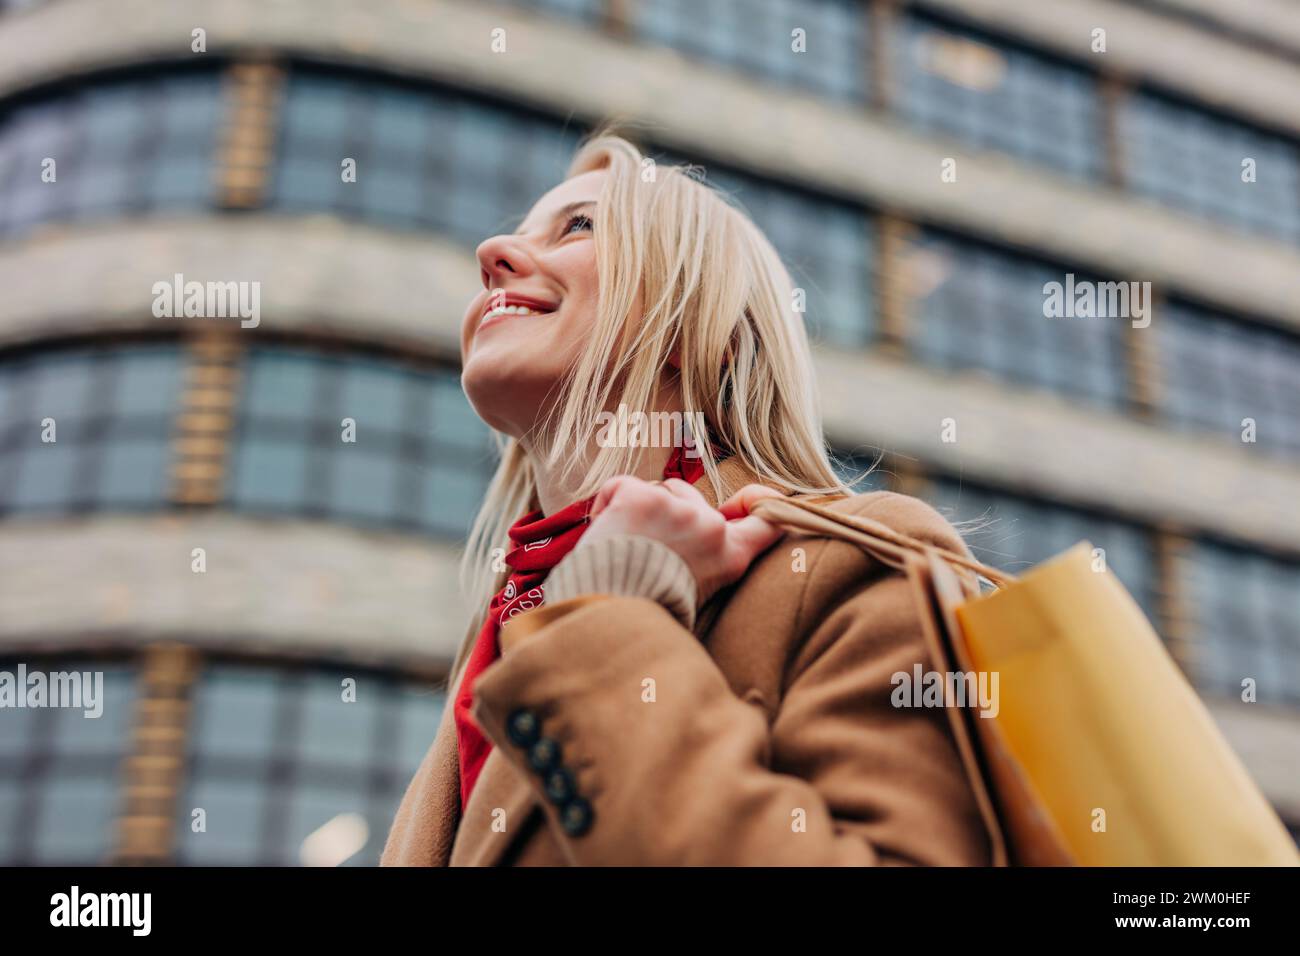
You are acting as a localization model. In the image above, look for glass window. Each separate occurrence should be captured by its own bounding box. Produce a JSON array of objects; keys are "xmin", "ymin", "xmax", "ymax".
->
[
  {"xmin": 928, "ymin": 479, "xmax": 1159, "ymax": 623},
  {"xmin": 241, "ymin": 348, "xmax": 321, "ymax": 424},
  {"xmin": 893, "ymin": 12, "xmax": 1104, "ymax": 181},
  {"xmin": 0, "ymin": 99, "xmax": 76, "ymax": 230},
  {"xmin": 229, "ymin": 437, "xmax": 313, "ymax": 511},
  {"xmin": 337, "ymin": 359, "xmax": 411, "ymax": 434},
  {"xmin": 277, "ymin": 780, "xmax": 374, "ymax": 866},
  {"xmin": 93, "ymin": 438, "xmax": 170, "ymax": 508},
  {"xmin": 416, "ymin": 461, "xmax": 492, "ymax": 538},
  {"xmin": 539, "ymin": 0, "xmax": 603, "ymax": 21},
  {"xmin": 0, "ymin": 69, "xmax": 221, "ymax": 238},
  {"xmin": 0, "ymin": 0, "xmax": 53, "ymax": 12},
  {"xmin": 175, "ymin": 662, "xmax": 446, "ymax": 866},
  {"xmin": 671, "ymin": 157, "xmax": 874, "ymax": 347},
  {"xmin": 114, "ymin": 349, "xmax": 184, "ymax": 417},
  {"xmin": 178, "ymin": 776, "xmax": 266, "ymax": 864},
  {"xmin": 297, "ymin": 672, "xmax": 385, "ymax": 767},
  {"xmin": 445, "ymin": 105, "xmax": 513, "ymax": 236},
  {"xmin": 0, "ymin": 345, "xmax": 182, "ymax": 516},
  {"xmin": 270, "ymin": 67, "xmax": 580, "ymax": 240},
  {"xmin": 0, "ymin": 779, "xmax": 20, "ymax": 864},
  {"xmin": 0, "ymin": 694, "xmax": 37, "ymax": 760},
  {"xmin": 1183, "ymin": 541, "xmax": 1300, "ymax": 706},
  {"xmin": 1121, "ymin": 90, "xmax": 1300, "ymax": 244},
  {"xmin": 1156, "ymin": 301, "xmax": 1300, "ymax": 459},
  {"xmin": 5, "ymin": 436, "xmax": 84, "ymax": 509},
  {"xmin": 395, "ymin": 682, "xmax": 445, "ymax": 773},
  {"xmin": 46, "ymin": 664, "xmax": 134, "ymax": 763},
  {"xmin": 425, "ymin": 372, "xmax": 482, "ymax": 451},
  {"xmin": 325, "ymin": 445, "xmax": 407, "ymax": 524},
  {"xmin": 0, "ymin": 660, "xmax": 135, "ymax": 864},
  {"xmin": 33, "ymin": 776, "xmax": 122, "ymax": 863},
  {"xmin": 499, "ymin": 0, "xmax": 604, "ymax": 25},
  {"xmin": 227, "ymin": 347, "xmax": 494, "ymax": 537},
  {"xmin": 0, "ymin": 343, "xmax": 493, "ymax": 533},
  {"xmin": 631, "ymin": 0, "xmax": 869, "ymax": 102},
  {"xmin": 903, "ymin": 230, "xmax": 1130, "ymax": 408},
  {"xmin": 188, "ymin": 666, "xmax": 282, "ymax": 762},
  {"xmin": 27, "ymin": 349, "xmax": 101, "ymax": 423}
]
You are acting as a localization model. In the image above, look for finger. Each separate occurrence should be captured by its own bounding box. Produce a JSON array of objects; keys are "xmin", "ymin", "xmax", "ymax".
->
[
  {"xmin": 590, "ymin": 475, "xmax": 639, "ymax": 518},
  {"xmin": 718, "ymin": 483, "xmax": 785, "ymax": 520},
  {"xmin": 726, "ymin": 514, "xmax": 784, "ymax": 562},
  {"xmin": 660, "ymin": 477, "xmax": 706, "ymax": 503}
]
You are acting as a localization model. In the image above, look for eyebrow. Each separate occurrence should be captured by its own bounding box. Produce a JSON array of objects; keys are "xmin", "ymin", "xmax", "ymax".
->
[{"xmin": 514, "ymin": 199, "xmax": 596, "ymax": 236}]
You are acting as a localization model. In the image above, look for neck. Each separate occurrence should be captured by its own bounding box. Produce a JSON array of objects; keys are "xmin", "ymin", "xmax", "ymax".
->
[
  {"xmin": 523, "ymin": 440, "xmax": 676, "ymax": 516},
  {"xmin": 515, "ymin": 375, "xmax": 688, "ymax": 516}
]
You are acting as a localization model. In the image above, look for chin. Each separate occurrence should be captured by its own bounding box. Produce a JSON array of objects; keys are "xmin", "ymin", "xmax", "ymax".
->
[{"xmin": 461, "ymin": 346, "xmax": 564, "ymax": 439}]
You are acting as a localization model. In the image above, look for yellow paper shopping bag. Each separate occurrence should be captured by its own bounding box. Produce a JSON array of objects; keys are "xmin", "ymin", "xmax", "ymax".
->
[
  {"xmin": 751, "ymin": 495, "xmax": 1298, "ymax": 866},
  {"xmin": 955, "ymin": 542, "xmax": 1298, "ymax": 866}
]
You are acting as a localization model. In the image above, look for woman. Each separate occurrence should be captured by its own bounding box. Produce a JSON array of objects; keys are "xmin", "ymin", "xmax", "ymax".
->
[{"xmin": 381, "ymin": 133, "xmax": 991, "ymax": 866}]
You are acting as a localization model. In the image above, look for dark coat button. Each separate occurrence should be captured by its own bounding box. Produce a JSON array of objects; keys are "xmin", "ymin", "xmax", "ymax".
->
[
  {"xmin": 527, "ymin": 737, "xmax": 562, "ymax": 774},
  {"xmin": 543, "ymin": 766, "xmax": 577, "ymax": 805},
  {"xmin": 505, "ymin": 708, "xmax": 540, "ymax": 747},
  {"xmin": 559, "ymin": 796, "xmax": 594, "ymax": 836}
]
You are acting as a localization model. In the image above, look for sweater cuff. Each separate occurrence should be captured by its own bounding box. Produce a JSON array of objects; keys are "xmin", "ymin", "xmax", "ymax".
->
[{"xmin": 544, "ymin": 534, "xmax": 698, "ymax": 631}]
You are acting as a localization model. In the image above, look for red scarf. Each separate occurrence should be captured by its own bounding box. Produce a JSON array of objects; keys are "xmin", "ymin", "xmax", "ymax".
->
[{"xmin": 454, "ymin": 446, "xmax": 708, "ymax": 811}]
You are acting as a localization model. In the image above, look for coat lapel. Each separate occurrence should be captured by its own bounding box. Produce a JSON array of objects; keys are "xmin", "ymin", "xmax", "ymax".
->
[
  {"xmin": 381, "ymin": 684, "xmax": 461, "ymax": 866},
  {"xmin": 438, "ymin": 454, "xmax": 767, "ymax": 867},
  {"xmin": 448, "ymin": 744, "xmax": 540, "ymax": 866}
]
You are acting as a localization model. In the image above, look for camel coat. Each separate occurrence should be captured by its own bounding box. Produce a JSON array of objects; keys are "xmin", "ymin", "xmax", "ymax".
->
[{"xmin": 381, "ymin": 458, "xmax": 992, "ymax": 866}]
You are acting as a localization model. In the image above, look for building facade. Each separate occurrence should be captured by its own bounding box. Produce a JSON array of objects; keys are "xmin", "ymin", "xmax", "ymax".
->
[{"xmin": 0, "ymin": 0, "xmax": 1297, "ymax": 864}]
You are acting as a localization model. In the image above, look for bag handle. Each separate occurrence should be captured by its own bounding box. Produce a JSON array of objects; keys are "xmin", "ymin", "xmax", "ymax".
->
[{"xmin": 749, "ymin": 494, "xmax": 1017, "ymax": 589}]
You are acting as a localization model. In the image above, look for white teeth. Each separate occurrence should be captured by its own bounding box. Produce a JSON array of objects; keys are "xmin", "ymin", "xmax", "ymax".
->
[{"xmin": 483, "ymin": 304, "xmax": 546, "ymax": 321}]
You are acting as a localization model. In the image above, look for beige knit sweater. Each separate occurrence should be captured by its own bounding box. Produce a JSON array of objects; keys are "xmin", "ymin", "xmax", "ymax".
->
[{"xmin": 542, "ymin": 533, "xmax": 698, "ymax": 630}]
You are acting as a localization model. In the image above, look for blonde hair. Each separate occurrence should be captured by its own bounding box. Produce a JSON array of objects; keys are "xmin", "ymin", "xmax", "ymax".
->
[{"xmin": 449, "ymin": 131, "xmax": 851, "ymax": 685}]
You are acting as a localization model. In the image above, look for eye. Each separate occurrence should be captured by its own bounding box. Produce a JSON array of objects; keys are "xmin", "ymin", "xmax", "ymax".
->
[{"xmin": 563, "ymin": 213, "xmax": 594, "ymax": 236}]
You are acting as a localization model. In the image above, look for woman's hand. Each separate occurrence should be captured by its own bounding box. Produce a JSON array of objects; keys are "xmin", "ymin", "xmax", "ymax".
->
[{"xmin": 582, "ymin": 476, "xmax": 786, "ymax": 606}]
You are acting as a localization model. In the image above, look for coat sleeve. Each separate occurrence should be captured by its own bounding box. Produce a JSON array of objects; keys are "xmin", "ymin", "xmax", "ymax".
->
[{"xmin": 468, "ymin": 495, "xmax": 993, "ymax": 866}]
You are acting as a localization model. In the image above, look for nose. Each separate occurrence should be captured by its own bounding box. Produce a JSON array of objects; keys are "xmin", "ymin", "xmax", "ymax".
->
[{"xmin": 476, "ymin": 233, "xmax": 536, "ymax": 290}]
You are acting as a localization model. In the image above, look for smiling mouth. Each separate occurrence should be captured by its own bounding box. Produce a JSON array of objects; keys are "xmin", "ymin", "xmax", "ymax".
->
[{"xmin": 479, "ymin": 296, "xmax": 559, "ymax": 328}]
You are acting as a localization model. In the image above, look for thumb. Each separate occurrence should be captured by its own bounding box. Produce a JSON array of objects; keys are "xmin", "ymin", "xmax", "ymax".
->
[
  {"xmin": 725, "ymin": 514, "xmax": 784, "ymax": 564},
  {"xmin": 718, "ymin": 483, "xmax": 785, "ymax": 520}
]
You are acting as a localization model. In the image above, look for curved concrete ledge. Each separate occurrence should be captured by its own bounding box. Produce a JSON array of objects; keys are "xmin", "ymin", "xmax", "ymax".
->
[
  {"xmin": 1122, "ymin": 0, "xmax": 1300, "ymax": 59},
  {"xmin": 820, "ymin": 350, "xmax": 1300, "ymax": 557},
  {"xmin": 0, "ymin": 215, "xmax": 472, "ymax": 355},
  {"xmin": 0, "ymin": 512, "xmax": 470, "ymax": 667},
  {"xmin": 1, "ymin": 0, "xmax": 1298, "ymax": 326}
]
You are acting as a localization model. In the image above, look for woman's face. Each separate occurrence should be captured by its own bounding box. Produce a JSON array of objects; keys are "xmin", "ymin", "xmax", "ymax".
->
[{"xmin": 460, "ymin": 169, "xmax": 612, "ymax": 438}]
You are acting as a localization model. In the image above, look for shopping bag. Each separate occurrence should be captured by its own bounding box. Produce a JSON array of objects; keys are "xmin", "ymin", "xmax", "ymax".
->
[{"xmin": 750, "ymin": 495, "xmax": 1299, "ymax": 866}]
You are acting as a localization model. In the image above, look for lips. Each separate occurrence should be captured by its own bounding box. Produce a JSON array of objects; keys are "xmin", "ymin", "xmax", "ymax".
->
[{"xmin": 479, "ymin": 292, "xmax": 559, "ymax": 328}]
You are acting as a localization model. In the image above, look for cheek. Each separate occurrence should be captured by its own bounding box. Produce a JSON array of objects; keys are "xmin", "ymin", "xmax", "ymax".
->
[{"xmin": 552, "ymin": 246, "xmax": 601, "ymax": 340}]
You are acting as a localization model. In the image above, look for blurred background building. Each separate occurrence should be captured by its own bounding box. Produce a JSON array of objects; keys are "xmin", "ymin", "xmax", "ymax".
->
[{"xmin": 0, "ymin": 0, "xmax": 1297, "ymax": 865}]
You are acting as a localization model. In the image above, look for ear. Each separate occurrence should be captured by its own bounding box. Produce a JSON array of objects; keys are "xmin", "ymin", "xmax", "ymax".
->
[{"xmin": 667, "ymin": 348, "xmax": 681, "ymax": 371}]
